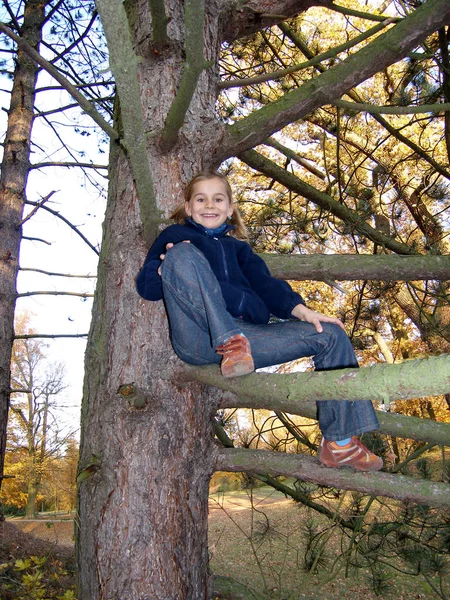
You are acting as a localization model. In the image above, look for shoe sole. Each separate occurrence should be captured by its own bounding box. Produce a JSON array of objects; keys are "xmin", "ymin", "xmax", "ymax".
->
[
  {"xmin": 221, "ymin": 361, "xmax": 255, "ymax": 378},
  {"xmin": 318, "ymin": 457, "xmax": 383, "ymax": 472}
]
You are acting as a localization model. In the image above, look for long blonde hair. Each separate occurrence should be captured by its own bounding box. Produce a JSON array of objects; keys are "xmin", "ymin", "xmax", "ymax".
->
[{"xmin": 170, "ymin": 171, "xmax": 249, "ymax": 240}]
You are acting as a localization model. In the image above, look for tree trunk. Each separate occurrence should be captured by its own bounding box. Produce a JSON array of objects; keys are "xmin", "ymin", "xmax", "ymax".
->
[
  {"xmin": 77, "ymin": 3, "xmax": 224, "ymax": 597},
  {"xmin": 0, "ymin": 0, "xmax": 45, "ymax": 496}
]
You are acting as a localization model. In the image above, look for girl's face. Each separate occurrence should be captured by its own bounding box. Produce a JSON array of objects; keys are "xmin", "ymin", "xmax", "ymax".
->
[{"xmin": 185, "ymin": 177, "xmax": 233, "ymax": 229}]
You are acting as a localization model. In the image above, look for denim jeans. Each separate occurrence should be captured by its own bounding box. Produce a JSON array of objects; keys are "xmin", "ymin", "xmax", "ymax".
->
[{"xmin": 161, "ymin": 242, "xmax": 379, "ymax": 441}]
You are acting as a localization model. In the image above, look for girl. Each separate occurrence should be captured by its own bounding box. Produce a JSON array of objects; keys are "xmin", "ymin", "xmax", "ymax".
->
[{"xmin": 136, "ymin": 171, "xmax": 383, "ymax": 472}]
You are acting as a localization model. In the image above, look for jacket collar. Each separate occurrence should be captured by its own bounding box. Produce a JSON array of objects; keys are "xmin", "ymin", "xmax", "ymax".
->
[{"xmin": 185, "ymin": 217, "xmax": 235, "ymax": 238}]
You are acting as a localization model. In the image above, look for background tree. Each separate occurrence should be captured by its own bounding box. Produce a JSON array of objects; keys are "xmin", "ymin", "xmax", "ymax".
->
[
  {"xmin": 6, "ymin": 313, "xmax": 69, "ymax": 518},
  {"xmin": 0, "ymin": 0, "xmax": 111, "ymax": 492}
]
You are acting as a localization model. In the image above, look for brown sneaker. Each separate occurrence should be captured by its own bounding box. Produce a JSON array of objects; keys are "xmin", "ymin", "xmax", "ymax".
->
[
  {"xmin": 216, "ymin": 334, "xmax": 254, "ymax": 378},
  {"xmin": 318, "ymin": 437, "xmax": 383, "ymax": 472}
]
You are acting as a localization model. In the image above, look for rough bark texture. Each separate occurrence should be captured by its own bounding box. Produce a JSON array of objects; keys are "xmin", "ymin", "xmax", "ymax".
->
[{"xmin": 0, "ymin": 0, "xmax": 45, "ymax": 494}]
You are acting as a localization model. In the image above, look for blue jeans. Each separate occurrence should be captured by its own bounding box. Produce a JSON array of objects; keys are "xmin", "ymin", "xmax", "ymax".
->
[{"xmin": 161, "ymin": 243, "xmax": 379, "ymax": 441}]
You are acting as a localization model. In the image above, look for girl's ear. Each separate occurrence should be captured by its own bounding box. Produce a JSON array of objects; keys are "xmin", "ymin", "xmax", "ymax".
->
[
  {"xmin": 185, "ymin": 201, "xmax": 191, "ymax": 216},
  {"xmin": 227, "ymin": 203, "xmax": 234, "ymax": 219}
]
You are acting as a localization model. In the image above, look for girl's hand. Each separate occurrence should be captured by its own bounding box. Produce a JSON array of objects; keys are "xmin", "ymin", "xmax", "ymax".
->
[
  {"xmin": 291, "ymin": 303, "xmax": 345, "ymax": 334},
  {"xmin": 157, "ymin": 241, "xmax": 190, "ymax": 276}
]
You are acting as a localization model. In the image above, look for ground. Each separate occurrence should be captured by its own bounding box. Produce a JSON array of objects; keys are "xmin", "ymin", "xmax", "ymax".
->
[{"xmin": 1, "ymin": 488, "xmax": 447, "ymax": 599}]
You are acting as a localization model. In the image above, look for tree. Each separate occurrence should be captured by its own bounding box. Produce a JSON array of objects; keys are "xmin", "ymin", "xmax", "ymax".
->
[
  {"xmin": 2, "ymin": 0, "xmax": 450, "ymax": 597},
  {"xmin": 74, "ymin": 0, "xmax": 450, "ymax": 598},
  {"xmin": 8, "ymin": 314, "xmax": 68, "ymax": 517}
]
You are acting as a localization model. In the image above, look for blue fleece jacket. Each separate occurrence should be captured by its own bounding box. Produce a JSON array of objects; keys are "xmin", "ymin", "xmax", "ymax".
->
[{"xmin": 136, "ymin": 219, "xmax": 305, "ymax": 325}]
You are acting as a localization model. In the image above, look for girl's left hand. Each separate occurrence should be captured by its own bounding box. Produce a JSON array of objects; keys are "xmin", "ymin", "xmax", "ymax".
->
[{"xmin": 291, "ymin": 304, "xmax": 345, "ymax": 334}]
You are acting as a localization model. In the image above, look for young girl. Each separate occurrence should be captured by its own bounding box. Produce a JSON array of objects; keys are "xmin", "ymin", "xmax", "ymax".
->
[{"xmin": 136, "ymin": 171, "xmax": 383, "ymax": 472}]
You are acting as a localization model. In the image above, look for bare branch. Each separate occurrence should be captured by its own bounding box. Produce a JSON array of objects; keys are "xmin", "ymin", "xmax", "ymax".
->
[
  {"xmin": 149, "ymin": 0, "xmax": 169, "ymax": 46},
  {"xmin": 22, "ymin": 236, "xmax": 51, "ymax": 245},
  {"xmin": 25, "ymin": 200, "xmax": 100, "ymax": 255},
  {"xmin": 30, "ymin": 161, "xmax": 108, "ymax": 171},
  {"xmin": 16, "ymin": 191, "xmax": 56, "ymax": 228},
  {"xmin": 17, "ymin": 291, "xmax": 94, "ymax": 298},
  {"xmin": 20, "ymin": 267, "xmax": 96, "ymax": 279},
  {"xmin": 216, "ymin": 448, "xmax": 450, "ymax": 508},
  {"xmin": 14, "ymin": 333, "xmax": 88, "ymax": 339}
]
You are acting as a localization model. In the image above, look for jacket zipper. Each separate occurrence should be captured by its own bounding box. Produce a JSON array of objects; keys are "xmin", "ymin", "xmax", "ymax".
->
[{"xmin": 216, "ymin": 238, "xmax": 229, "ymax": 281}]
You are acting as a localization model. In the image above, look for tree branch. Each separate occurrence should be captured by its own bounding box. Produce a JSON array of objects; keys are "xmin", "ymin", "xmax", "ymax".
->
[
  {"xmin": 20, "ymin": 267, "xmax": 96, "ymax": 279},
  {"xmin": 216, "ymin": 448, "xmax": 450, "ymax": 508},
  {"xmin": 16, "ymin": 291, "xmax": 94, "ymax": 298},
  {"xmin": 215, "ymin": 0, "xmax": 450, "ymax": 161},
  {"xmin": 24, "ymin": 200, "xmax": 99, "ymax": 255},
  {"xmin": 14, "ymin": 333, "xmax": 88, "ymax": 339},
  {"xmin": 334, "ymin": 98, "xmax": 450, "ymax": 115},
  {"xmin": 0, "ymin": 22, "xmax": 118, "ymax": 141},
  {"xmin": 183, "ymin": 355, "xmax": 450, "ymax": 446},
  {"xmin": 149, "ymin": 0, "xmax": 169, "ymax": 46},
  {"xmin": 161, "ymin": 0, "xmax": 208, "ymax": 151},
  {"xmin": 220, "ymin": 0, "xmax": 335, "ymax": 42},
  {"xmin": 259, "ymin": 253, "xmax": 450, "ymax": 282},
  {"xmin": 239, "ymin": 149, "xmax": 417, "ymax": 255},
  {"xmin": 95, "ymin": 0, "xmax": 160, "ymax": 241}
]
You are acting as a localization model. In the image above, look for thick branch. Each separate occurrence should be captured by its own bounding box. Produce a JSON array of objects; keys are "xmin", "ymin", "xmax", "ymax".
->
[
  {"xmin": 161, "ymin": 0, "xmax": 208, "ymax": 150},
  {"xmin": 220, "ymin": 0, "xmax": 335, "ymax": 42},
  {"xmin": 215, "ymin": 0, "xmax": 450, "ymax": 161},
  {"xmin": 239, "ymin": 149, "xmax": 416, "ymax": 255},
  {"xmin": 95, "ymin": 0, "xmax": 160, "ymax": 240},
  {"xmin": 260, "ymin": 253, "xmax": 450, "ymax": 281},
  {"xmin": 334, "ymin": 98, "xmax": 450, "ymax": 115},
  {"xmin": 0, "ymin": 23, "xmax": 118, "ymax": 140},
  {"xmin": 149, "ymin": 0, "xmax": 169, "ymax": 46},
  {"xmin": 216, "ymin": 448, "xmax": 450, "ymax": 508}
]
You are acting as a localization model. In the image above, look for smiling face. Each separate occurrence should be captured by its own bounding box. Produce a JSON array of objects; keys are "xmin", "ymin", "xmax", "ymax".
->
[{"xmin": 185, "ymin": 177, "xmax": 233, "ymax": 229}]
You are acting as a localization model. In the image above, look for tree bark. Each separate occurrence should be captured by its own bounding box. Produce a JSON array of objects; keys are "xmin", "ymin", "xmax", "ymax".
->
[{"xmin": 0, "ymin": 0, "xmax": 46, "ymax": 496}]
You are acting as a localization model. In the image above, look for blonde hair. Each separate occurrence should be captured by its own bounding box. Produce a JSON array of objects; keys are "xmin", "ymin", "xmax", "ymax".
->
[{"xmin": 170, "ymin": 171, "xmax": 249, "ymax": 240}]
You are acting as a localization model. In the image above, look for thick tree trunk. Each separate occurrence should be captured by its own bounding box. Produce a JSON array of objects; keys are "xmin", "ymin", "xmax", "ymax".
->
[
  {"xmin": 77, "ymin": 3, "xmax": 224, "ymax": 597},
  {"xmin": 0, "ymin": 1, "xmax": 45, "ymax": 495}
]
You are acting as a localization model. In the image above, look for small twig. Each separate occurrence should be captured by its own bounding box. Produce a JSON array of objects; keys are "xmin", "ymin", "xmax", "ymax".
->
[
  {"xmin": 22, "ymin": 236, "xmax": 52, "ymax": 245},
  {"xmin": 16, "ymin": 190, "xmax": 57, "ymax": 228}
]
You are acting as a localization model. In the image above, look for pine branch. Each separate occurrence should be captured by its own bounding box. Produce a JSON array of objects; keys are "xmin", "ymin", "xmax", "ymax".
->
[
  {"xmin": 215, "ymin": 0, "xmax": 450, "ymax": 161},
  {"xmin": 260, "ymin": 253, "xmax": 450, "ymax": 282},
  {"xmin": 216, "ymin": 448, "xmax": 450, "ymax": 508},
  {"xmin": 95, "ymin": 0, "xmax": 160, "ymax": 240},
  {"xmin": 334, "ymin": 98, "xmax": 450, "ymax": 115},
  {"xmin": 149, "ymin": 0, "xmax": 169, "ymax": 46},
  {"xmin": 219, "ymin": 18, "xmax": 394, "ymax": 90},
  {"xmin": 161, "ymin": 0, "xmax": 209, "ymax": 150},
  {"xmin": 0, "ymin": 22, "xmax": 118, "ymax": 140},
  {"xmin": 184, "ymin": 355, "xmax": 450, "ymax": 446},
  {"xmin": 239, "ymin": 149, "xmax": 416, "ymax": 255}
]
